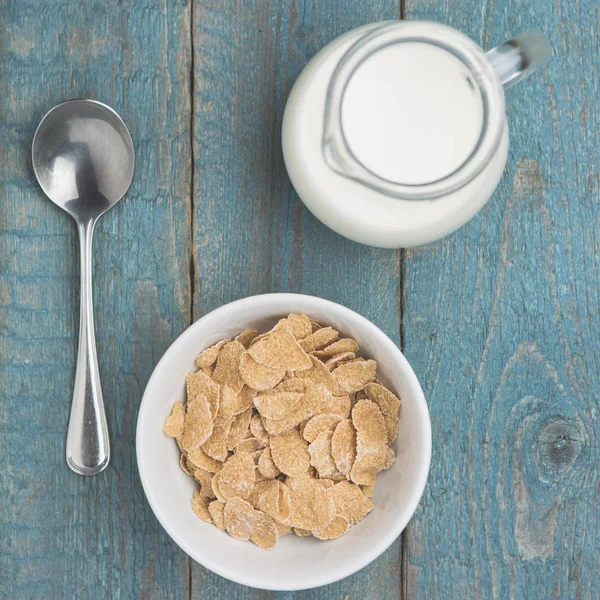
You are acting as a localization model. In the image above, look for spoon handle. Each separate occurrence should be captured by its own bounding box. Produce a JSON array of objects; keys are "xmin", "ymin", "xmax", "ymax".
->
[{"xmin": 66, "ymin": 220, "xmax": 110, "ymax": 475}]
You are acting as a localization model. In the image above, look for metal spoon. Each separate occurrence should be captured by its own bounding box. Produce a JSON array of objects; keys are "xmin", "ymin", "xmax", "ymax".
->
[{"xmin": 32, "ymin": 99, "xmax": 135, "ymax": 475}]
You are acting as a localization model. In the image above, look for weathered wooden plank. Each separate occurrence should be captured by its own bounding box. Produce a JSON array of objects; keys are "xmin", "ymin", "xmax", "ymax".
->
[
  {"xmin": 402, "ymin": 0, "xmax": 599, "ymax": 598},
  {"xmin": 191, "ymin": 0, "xmax": 402, "ymax": 597},
  {"xmin": 0, "ymin": 1, "xmax": 192, "ymax": 598}
]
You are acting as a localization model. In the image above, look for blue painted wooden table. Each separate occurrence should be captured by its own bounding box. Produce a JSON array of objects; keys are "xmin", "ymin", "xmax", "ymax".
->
[{"xmin": 1, "ymin": 0, "xmax": 598, "ymax": 598}]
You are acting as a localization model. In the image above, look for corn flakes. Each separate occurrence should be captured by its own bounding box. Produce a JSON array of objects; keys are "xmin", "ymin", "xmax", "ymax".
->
[
  {"xmin": 270, "ymin": 430, "xmax": 310, "ymax": 477},
  {"xmin": 164, "ymin": 314, "xmax": 403, "ymax": 549},
  {"xmin": 163, "ymin": 402, "xmax": 185, "ymax": 437}
]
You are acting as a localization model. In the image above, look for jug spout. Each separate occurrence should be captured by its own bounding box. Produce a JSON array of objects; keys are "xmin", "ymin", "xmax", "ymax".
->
[{"xmin": 486, "ymin": 32, "xmax": 551, "ymax": 89}]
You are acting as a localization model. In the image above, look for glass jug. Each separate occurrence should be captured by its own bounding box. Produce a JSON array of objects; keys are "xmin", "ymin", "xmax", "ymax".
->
[{"xmin": 282, "ymin": 21, "xmax": 551, "ymax": 248}]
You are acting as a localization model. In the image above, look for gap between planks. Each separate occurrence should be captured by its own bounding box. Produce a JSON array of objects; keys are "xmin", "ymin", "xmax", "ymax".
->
[{"xmin": 188, "ymin": 0, "xmax": 196, "ymax": 596}]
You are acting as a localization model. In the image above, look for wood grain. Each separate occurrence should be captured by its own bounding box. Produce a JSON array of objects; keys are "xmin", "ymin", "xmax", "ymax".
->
[
  {"xmin": 190, "ymin": 0, "xmax": 403, "ymax": 597},
  {"xmin": 402, "ymin": 0, "xmax": 600, "ymax": 598},
  {"xmin": 0, "ymin": 0, "xmax": 192, "ymax": 598}
]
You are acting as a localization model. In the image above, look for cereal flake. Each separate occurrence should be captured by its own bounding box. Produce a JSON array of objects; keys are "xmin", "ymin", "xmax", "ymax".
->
[
  {"xmin": 331, "ymin": 419, "xmax": 357, "ymax": 477},
  {"xmin": 332, "ymin": 360, "xmax": 377, "ymax": 393},
  {"xmin": 364, "ymin": 382, "xmax": 401, "ymax": 443},
  {"xmin": 270, "ymin": 429, "xmax": 310, "ymax": 477},
  {"xmin": 350, "ymin": 399, "xmax": 387, "ymax": 485},
  {"xmin": 163, "ymin": 402, "xmax": 185, "ymax": 437},
  {"xmin": 248, "ymin": 329, "xmax": 312, "ymax": 372},
  {"xmin": 239, "ymin": 352, "xmax": 286, "ymax": 391}
]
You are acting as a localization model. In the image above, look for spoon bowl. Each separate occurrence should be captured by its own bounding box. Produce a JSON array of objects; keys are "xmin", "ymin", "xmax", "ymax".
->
[
  {"xmin": 32, "ymin": 99, "xmax": 134, "ymax": 222},
  {"xmin": 32, "ymin": 99, "xmax": 135, "ymax": 475}
]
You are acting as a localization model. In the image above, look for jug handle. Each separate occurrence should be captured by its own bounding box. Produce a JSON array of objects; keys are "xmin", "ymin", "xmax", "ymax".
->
[{"xmin": 486, "ymin": 32, "xmax": 551, "ymax": 89}]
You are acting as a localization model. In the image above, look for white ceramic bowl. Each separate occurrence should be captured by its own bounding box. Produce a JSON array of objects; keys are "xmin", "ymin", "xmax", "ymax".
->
[{"xmin": 137, "ymin": 293, "xmax": 431, "ymax": 591}]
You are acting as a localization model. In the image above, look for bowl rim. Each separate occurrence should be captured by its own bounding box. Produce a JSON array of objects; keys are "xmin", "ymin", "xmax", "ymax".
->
[{"xmin": 136, "ymin": 292, "xmax": 432, "ymax": 591}]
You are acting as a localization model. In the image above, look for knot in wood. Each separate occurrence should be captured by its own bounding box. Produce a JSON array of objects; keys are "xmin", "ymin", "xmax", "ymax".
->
[{"xmin": 537, "ymin": 418, "xmax": 584, "ymax": 476}]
